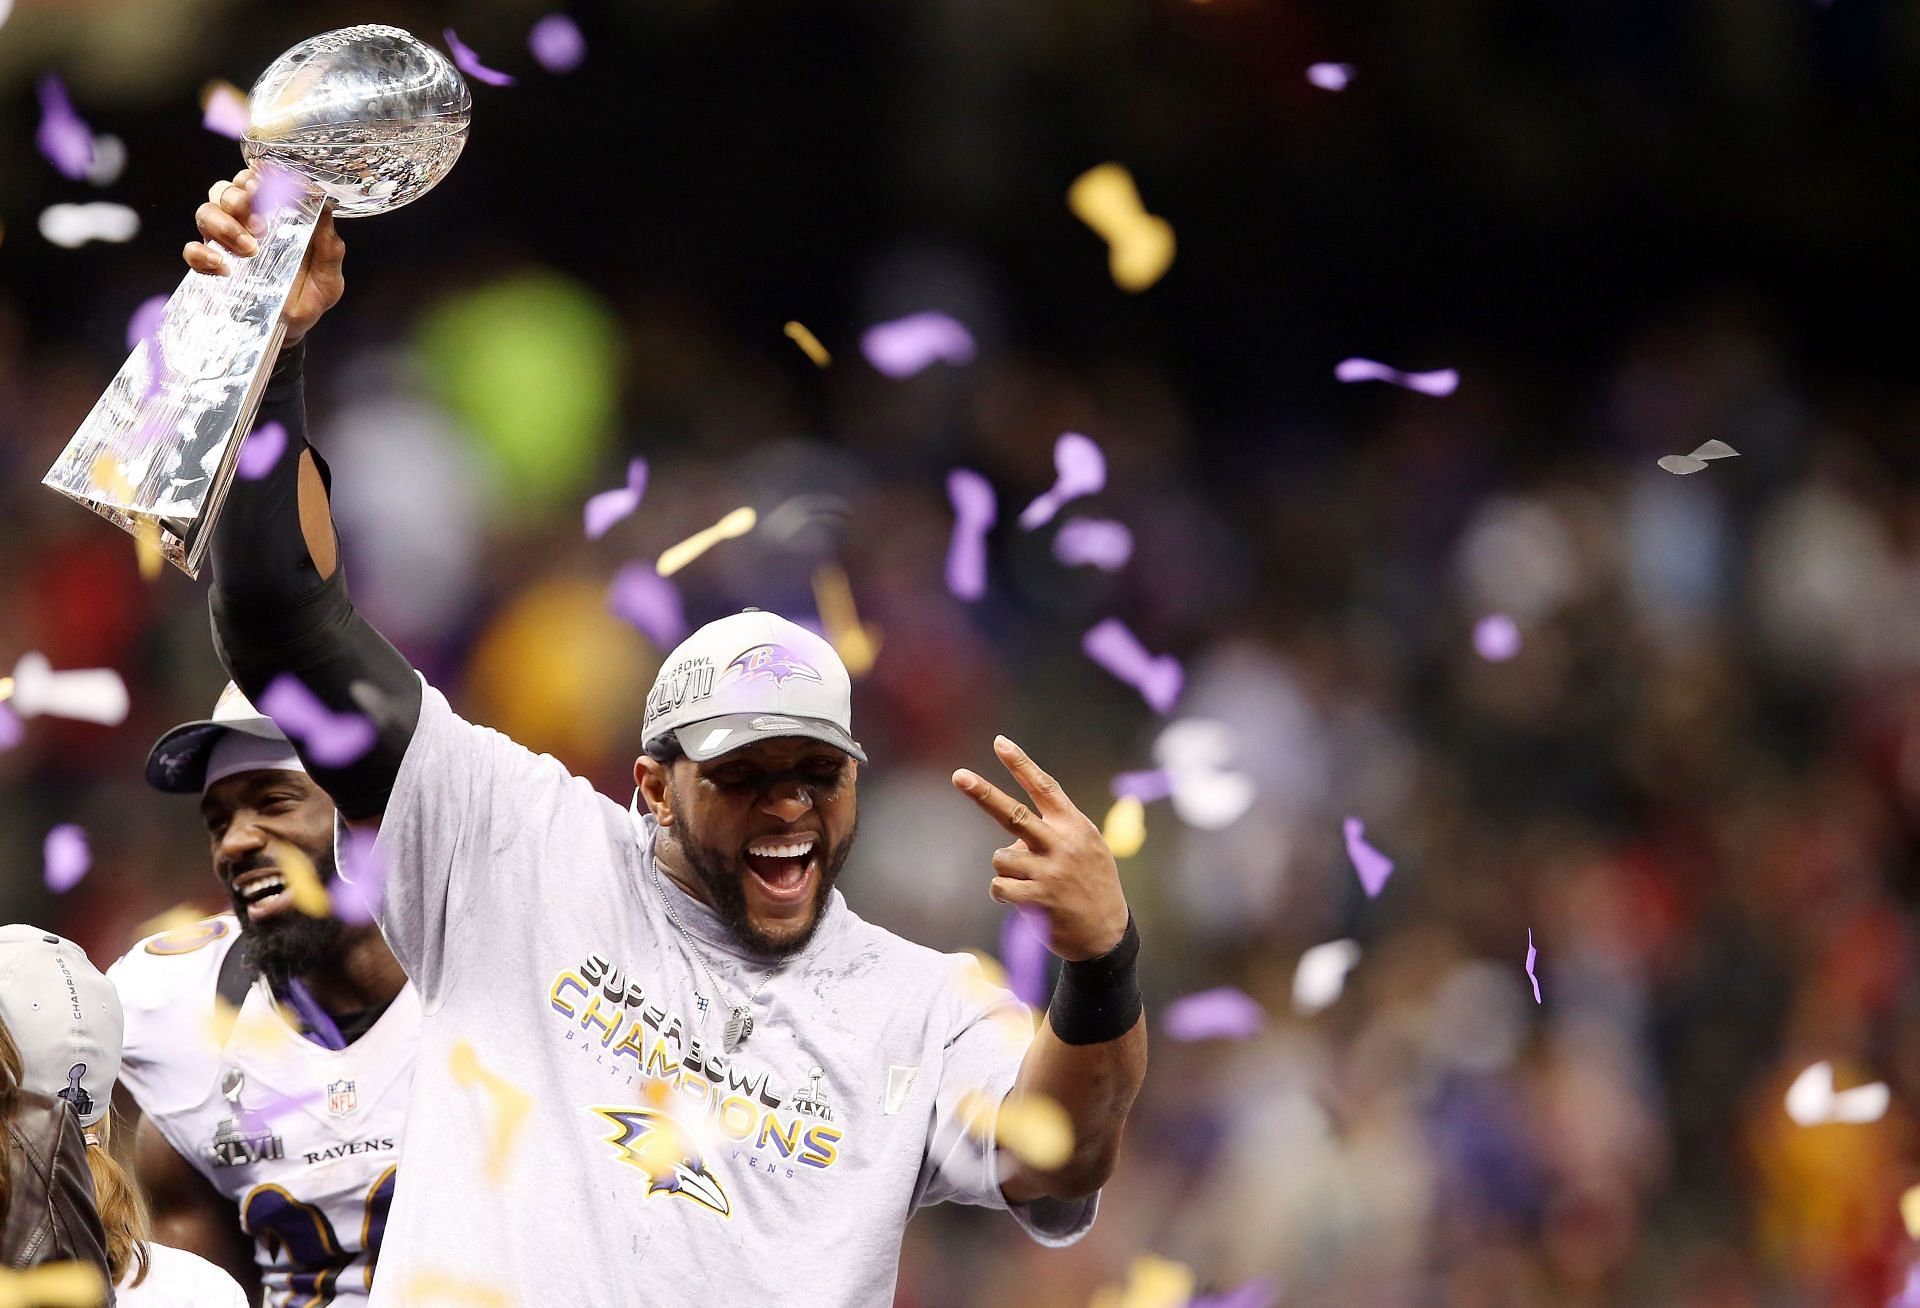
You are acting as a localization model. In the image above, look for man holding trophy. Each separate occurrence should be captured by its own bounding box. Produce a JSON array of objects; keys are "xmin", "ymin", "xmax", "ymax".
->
[{"xmin": 61, "ymin": 24, "xmax": 1148, "ymax": 1304}]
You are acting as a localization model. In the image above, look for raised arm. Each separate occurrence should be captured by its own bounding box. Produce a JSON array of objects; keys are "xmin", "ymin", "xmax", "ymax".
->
[
  {"xmin": 951, "ymin": 736, "xmax": 1147, "ymax": 1202},
  {"xmin": 186, "ymin": 170, "xmax": 419, "ymax": 825}
]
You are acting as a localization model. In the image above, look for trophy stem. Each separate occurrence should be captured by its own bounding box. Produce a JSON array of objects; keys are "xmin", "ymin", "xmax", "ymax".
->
[{"xmin": 42, "ymin": 189, "xmax": 326, "ymax": 578}]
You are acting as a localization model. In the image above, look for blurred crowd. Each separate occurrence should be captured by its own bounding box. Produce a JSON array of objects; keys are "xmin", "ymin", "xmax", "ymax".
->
[{"xmin": 7, "ymin": 0, "xmax": 1920, "ymax": 1305}]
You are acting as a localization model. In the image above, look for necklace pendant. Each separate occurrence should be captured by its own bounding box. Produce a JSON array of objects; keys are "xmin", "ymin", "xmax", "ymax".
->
[{"xmin": 724, "ymin": 1006, "xmax": 753, "ymax": 1052}]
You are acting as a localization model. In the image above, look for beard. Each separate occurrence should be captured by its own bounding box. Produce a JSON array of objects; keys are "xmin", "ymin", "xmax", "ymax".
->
[
  {"xmin": 671, "ymin": 807, "xmax": 857, "ymax": 960},
  {"xmin": 228, "ymin": 842, "xmax": 346, "ymax": 992}
]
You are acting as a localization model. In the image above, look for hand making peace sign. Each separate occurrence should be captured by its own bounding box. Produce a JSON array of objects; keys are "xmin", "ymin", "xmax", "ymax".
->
[{"xmin": 952, "ymin": 736, "xmax": 1131, "ymax": 963}]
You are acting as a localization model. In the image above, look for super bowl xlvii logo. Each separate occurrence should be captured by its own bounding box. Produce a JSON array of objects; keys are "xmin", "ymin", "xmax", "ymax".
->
[
  {"xmin": 724, "ymin": 644, "xmax": 822, "ymax": 687},
  {"xmin": 207, "ymin": 1070, "xmax": 285, "ymax": 1169},
  {"xmin": 788, "ymin": 1067, "xmax": 834, "ymax": 1122},
  {"xmin": 645, "ymin": 657, "xmax": 716, "ymax": 728}
]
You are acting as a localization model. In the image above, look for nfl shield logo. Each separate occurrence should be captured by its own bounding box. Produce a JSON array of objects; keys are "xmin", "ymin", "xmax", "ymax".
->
[{"xmin": 326, "ymin": 1079, "xmax": 358, "ymax": 1117}]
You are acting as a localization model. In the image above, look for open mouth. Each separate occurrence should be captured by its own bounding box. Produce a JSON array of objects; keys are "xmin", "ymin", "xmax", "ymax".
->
[
  {"xmin": 741, "ymin": 834, "xmax": 818, "ymax": 906},
  {"xmin": 231, "ymin": 868, "xmax": 292, "ymax": 923}
]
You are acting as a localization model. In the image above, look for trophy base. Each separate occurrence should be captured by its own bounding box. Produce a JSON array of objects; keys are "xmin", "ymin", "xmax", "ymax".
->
[{"xmin": 43, "ymin": 192, "xmax": 322, "ymax": 578}]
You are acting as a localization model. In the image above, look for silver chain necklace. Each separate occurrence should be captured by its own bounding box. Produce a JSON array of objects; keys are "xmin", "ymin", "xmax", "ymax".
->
[{"xmin": 649, "ymin": 860, "xmax": 777, "ymax": 1052}]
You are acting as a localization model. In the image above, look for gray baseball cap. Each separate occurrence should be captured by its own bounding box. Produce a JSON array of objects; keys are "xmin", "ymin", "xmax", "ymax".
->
[
  {"xmin": 0, "ymin": 925, "xmax": 123, "ymax": 1127},
  {"xmin": 643, "ymin": 609, "xmax": 866, "ymax": 763},
  {"xmin": 146, "ymin": 681, "xmax": 300, "ymax": 794}
]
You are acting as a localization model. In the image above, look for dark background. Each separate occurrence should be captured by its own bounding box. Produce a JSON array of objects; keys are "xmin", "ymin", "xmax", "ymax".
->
[{"xmin": 6, "ymin": 0, "xmax": 1920, "ymax": 1303}]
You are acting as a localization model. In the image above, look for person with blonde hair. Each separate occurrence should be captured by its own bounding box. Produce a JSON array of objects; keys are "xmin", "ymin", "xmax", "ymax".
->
[
  {"xmin": 2, "ymin": 1001, "xmax": 110, "ymax": 1294},
  {"xmin": 0, "ymin": 925, "xmax": 248, "ymax": 1307}
]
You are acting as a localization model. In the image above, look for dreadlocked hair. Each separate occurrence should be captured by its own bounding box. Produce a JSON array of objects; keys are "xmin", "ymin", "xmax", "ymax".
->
[{"xmin": 85, "ymin": 1115, "xmax": 152, "ymax": 1288}]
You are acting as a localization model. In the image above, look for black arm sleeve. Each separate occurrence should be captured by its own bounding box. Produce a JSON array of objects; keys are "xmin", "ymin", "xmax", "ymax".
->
[{"xmin": 207, "ymin": 343, "xmax": 421, "ymax": 819}]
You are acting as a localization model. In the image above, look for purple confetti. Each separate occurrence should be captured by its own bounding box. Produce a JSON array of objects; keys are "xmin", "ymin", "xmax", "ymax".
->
[
  {"xmin": 125, "ymin": 294, "xmax": 170, "ymax": 402},
  {"xmin": 35, "ymin": 76, "xmax": 93, "ymax": 180},
  {"xmin": 1343, "ymin": 816, "xmax": 1394, "ymax": 898},
  {"xmin": 1019, "ymin": 433, "xmax": 1107, "ymax": 530},
  {"xmin": 44, "ymin": 824, "xmax": 90, "ymax": 893},
  {"xmin": 861, "ymin": 311, "xmax": 976, "ymax": 379},
  {"xmin": 1053, "ymin": 517, "xmax": 1132, "ymax": 571},
  {"xmin": 1526, "ymin": 928, "xmax": 1542, "ymax": 1004},
  {"xmin": 945, "ymin": 469, "xmax": 995, "ymax": 601},
  {"xmin": 1082, "ymin": 618, "xmax": 1182, "ymax": 713},
  {"xmin": 1890, "ymin": 1266, "xmax": 1920, "ymax": 1308},
  {"xmin": 246, "ymin": 1085, "xmax": 326, "ymax": 1127},
  {"xmin": 250, "ymin": 164, "xmax": 306, "ymax": 220},
  {"xmin": 1334, "ymin": 357, "xmax": 1459, "ymax": 396},
  {"xmin": 0, "ymin": 703, "xmax": 21, "ymax": 752},
  {"xmin": 584, "ymin": 458, "xmax": 648, "ymax": 540},
  {"xmin": 1473, "ymin": 613, "xmax": 1521, "ymax": 661},
  {"xmin": 128, "ymin": 408, "xmax": 175, "ymax": 454},
  {"xmin": 1112, "ymin": 768, "xmax": 1173, "ymax": 802},
  {"xmin": 1163, "ymin": 986, "xmax": 1266, "ymax": 1042},
  {"xmin": 1000, "ymin": 908, "xmax": 1051, "ymax": 1010},
  {"xmin": 258, "ymin": 675, "xmax": 377, "ymax": 767},
  {"xmin": 607, "ymin": 562, "xmax": 687, "ymax": 647},
  {"xmin": 1306, "ymin": 63, "xmax": 1354, "ymax": 91},
  {"xmin": 237, "ymin": 421, "xmax": 287, "ymax": 480},
  {"xmin": 1191, "ymin": 1280, "xmax": 1281, "ymax": 1308},
  {"xmin": 125, "ymin": 294, "xmax": 167, "ymax": 353},
  {"xmin": 529, "ymin": 14, "xmax": 586, "ymax": 73},
  {"xmin": 203, "ymin": 85, "xmax": 249, "ymax": 139},
  {"xmin": 445, "ymin": 28, "xmax": 516, "ymax": 87}
]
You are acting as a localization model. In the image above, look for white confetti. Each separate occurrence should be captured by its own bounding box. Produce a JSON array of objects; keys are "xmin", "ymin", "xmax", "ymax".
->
[
  {"xmin": 1785, "ymin": 1060, "xmax": 1889, "ymax": 1126},
  {"xmin": 39, "ymin": 201, "xmax": 140, "ymax": 248},
  {"xmin": 1292, "ymin": 939, "xmax": 1361, "ymax": 1015}
]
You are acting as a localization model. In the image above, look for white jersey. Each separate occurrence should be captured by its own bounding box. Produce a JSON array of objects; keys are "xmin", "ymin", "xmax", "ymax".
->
[
  {"xmin": 108, "ymin": 915, "xmax": 419, "ymax": 1308},
  {"xmin": 118, "ymin": 1242, "xmax": 251, "ymax": 1308}
]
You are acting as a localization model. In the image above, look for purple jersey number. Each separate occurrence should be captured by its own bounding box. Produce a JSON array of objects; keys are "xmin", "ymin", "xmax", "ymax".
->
[{"xmin": 242, "ymin": 1170, "xmax": 398, "ymax": 1306}]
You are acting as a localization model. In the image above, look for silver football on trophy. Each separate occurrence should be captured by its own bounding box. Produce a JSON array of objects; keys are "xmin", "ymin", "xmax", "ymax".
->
[{"xmin": 243, "ymin": 25, "xmax": 471, "ymax": 217}]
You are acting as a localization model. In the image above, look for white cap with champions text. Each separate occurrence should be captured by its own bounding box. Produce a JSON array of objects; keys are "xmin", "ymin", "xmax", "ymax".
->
[
  {"xmin": 0, "ymin": 925, "xmax": 123, "ymax": 1127},
  {"xmin": 643, "ymin": 609, "xmax": 867, "ymax": 763}
]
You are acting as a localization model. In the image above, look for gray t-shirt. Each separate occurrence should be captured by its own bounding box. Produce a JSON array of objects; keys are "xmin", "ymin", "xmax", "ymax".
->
[{"xmin": 355, "ymin": 682, "xmax": 1094, "ymax": 1307}]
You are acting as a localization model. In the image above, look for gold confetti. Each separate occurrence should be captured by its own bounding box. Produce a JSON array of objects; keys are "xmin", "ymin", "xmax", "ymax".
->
[
  {"xmin": 88, "ymin": 452, "xmax": 163, "ymax": 579},
  {"xmin": 811, "ymin": 564, "xmax": 881, "ymax": 677},
  {"xmin": 199, "ymin": 78, "xmax": 249, "ymax": 114},
  {"xmin": 0, "ymin": 1261, "xmax": 109, "ymax": 1308},
  {"xmin": 400, "ymin": 1272, "xmax": 511, "ymax": 1308},
  {"xmin": 133, "ymin": 902, "xmax": 212, "ymax": 942},
  {"xmin": 449, "ymin": 1039, "xmax": 532, "ymax": 1185},
  {"xmin": 1089, "ymin": 1255, "xmax": 1196, "ymax": 1308},
  {"xmin": 269, "ymin": 840, "xmax": 331, "ymax": 917},
  {"xmin": 1067, "ymin": 163, "xmax": 1176, "ymax": 293},
  {"xmin": 783, "ymin": 321, "xmax": 832, "ymax": 367},
  {"xmin": 958, "ymin": 1089, "xmax": 1073, "ymax": 1171},
  {"xmin": 958, "ymin": 952, "xmax": 1040, "ymax": 1042},
  {"xmin": 1903, "ymin": 1184, "xmax": 1920, "ymax": 1240},
  {"xmin": 0, "ymin": 676, "xmax": 13, "ymax": 701},
  {"xmin": 1102, "ymin": 796, "xmax": 1146, "ymax": 858},
  {"xmin": 656, "ymin": 506, "xmax": 757, "ymax": 578},
  {"xmin": 202, "ymin": 996, "xmax": 240, "ymax": 1052},
  {"xmin": 964, "ymin": 950, "xmax": 1010, "ymax": 992}
]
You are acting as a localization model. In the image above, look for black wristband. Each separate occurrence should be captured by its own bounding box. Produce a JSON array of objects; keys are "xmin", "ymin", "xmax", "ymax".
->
[
  {"xmin": 267, "ymin": 340, "xmax": 305, "ymax": 395},
  {"xmin": 1046, "ymin": 914, "xmax": 1142, "ymax": 1046}
]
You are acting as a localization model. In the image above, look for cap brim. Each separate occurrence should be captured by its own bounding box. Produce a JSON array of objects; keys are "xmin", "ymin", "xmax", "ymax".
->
[
  {"xmin": 144, "ymin": 716, "xmax": 287, "ymax": 793},
  {"xmin": 674, "ymin": 714, "xmax": 867, "ymax": 764}
]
